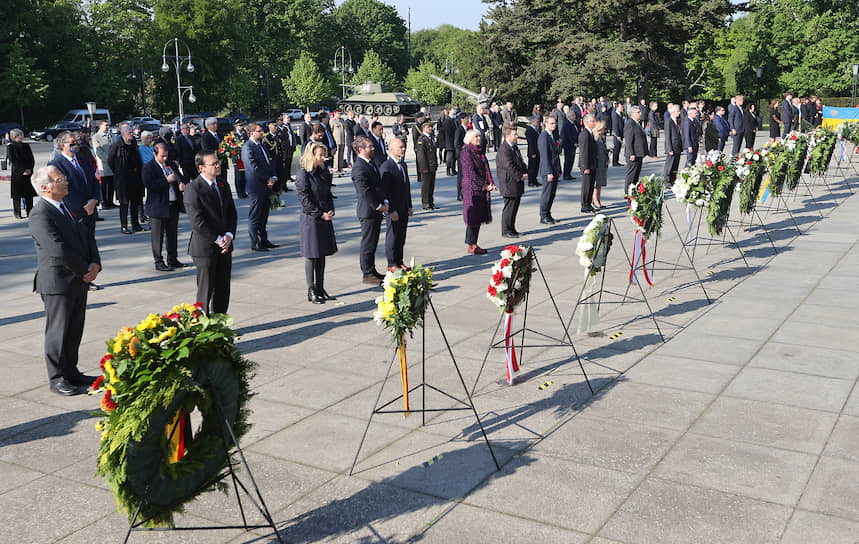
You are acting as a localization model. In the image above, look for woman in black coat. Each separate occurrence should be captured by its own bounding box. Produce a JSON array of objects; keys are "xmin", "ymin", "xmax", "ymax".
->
[
  {"xmin": 647, "ymin": 102, "xmax": 660, "ymax": 157},
  {"xmin": 108, "ymin": 126, "xmax": 145, "ymax": 233},
  {"xmin": 6, "ymin": 129, "xmax": 36, "ymax": 218},
  {"xmin": 743, "ymin": 103, "xmax": 760, "ymax": 150},
  {"xmin": 769, "ymin": 99, "xmax": 782, "ymax": 143},
  {"xmin": 296, "ymin": 141, "xmax": 337, "ymax": 304}
]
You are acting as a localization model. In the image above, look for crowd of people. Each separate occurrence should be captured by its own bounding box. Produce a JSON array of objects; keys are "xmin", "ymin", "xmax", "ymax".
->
[{"xmin": 7, "ymin": 90, "xmax": 831, "ymax": 395}]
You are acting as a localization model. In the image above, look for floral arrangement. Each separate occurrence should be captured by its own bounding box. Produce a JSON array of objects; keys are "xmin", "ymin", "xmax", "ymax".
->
[
  {"xmin": 575, "ymin": 214, "xmax": 613, "ymax": 276},
  {"xmin": 837, "ymin": 122, "xmax": 859, "ymax": 145},
  {"xmin": 807, "ymin": 127, "xmax": 837, "ymax": 176},
  {"xmin": 736, "ymin": 147, "xmax": 768, "ymax": 215},
  {"xmin": 486, "ymin": 245, "xmax": 535, "ymax": 313},
  {"xmin": 706, "ymin": 157, "xmax": 737, "ymax": 236},
  {"xmin": 217, "ymin": 133, "xmax": 243, "ymax": 164},
  {"xmin": 92, "ymin": 303, "xmax": 255, "ymax": 527},
  {"xmin": 626, "ymin": 174, "xmax": 664, "ymax": 239},
  {"xmin": 784, "ymin": 131, "xmax": 809, "ymax": 191},
  {"xmin": 765, "ymin": 140, "xmax": 790, "ymax": 197}
]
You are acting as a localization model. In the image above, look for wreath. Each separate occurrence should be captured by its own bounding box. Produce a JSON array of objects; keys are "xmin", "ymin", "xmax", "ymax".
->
[
  {"xmin": 736, "ymin": 148, "xmax": 768, "ymax": 215},
  {"xmin": 784, "ymin": 132, "xmax": 808, "ymax": 191},
  {"xmin": 837, "ymin": 122, "xmax": 859, "ymax": 145},
  {"xmin": 765, "ymin": 140, "xmax": 790, "ymax": 197},
  {"xmin": 808, "ymin": 127, "xmax": 837, "ymax": 177},
  {"xmin": 217, "ymin": 133, "xmax": 243, "ymax": 164},
  {"xmin": 486, "ymin": 245, "xmax": 535, "ymax": 313},
  {"xmin": 626, "ymin": 174, "xmax": 664, "ymax": 238},
  {"xmin": 576, "ymin": 215, "xmax": 613, "ymax": 276},
  {"xmin": 92, "ymin": 303, "xmax": 255, "ymax": 527}
]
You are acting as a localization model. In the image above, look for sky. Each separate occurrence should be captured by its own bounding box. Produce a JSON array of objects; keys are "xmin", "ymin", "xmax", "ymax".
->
[{"xmin": 335, "ymin": 0, "xmax": 488, "ymax": 31}]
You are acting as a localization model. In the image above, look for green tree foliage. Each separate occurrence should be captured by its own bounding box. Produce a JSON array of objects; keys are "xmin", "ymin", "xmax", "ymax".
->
[
  {"xmin": 351, "ymin": 49, "xmax": 400, "ymax": 92},
  {"xmin": 332, "ymin": 0, "xmax": 409, "ymax": 79},
  {"xmin": 0, "ymin": 41, "xmax": 49, "ymax": 125},
  {"xmin": 411, "ymin": 25, "xmax": 476, "ymax": 67},
  {"xmin": 404, "ymin": 61, "xmax": 449, "ymax": 105},
  {"xmin": 284, "ymin": 52, "xmax": 331, "ymax": 110}
]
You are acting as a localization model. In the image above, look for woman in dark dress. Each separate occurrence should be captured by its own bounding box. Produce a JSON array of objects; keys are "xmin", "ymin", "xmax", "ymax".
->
[
  {"xmin": 296, "ymin": 141, "xmax": 337, "ymax": 304},
  {"xmin": 769, "ymin": 99, "xmax": 782, "ymax": 143},
  {"xmin": 647, "ymin": 101, "xmax": 660, "ymax": 157},
  {"xmin": 6, "ymin": 129, "xmax": 36, "ymax": 218},
  {"xmin": 703, "ymin": 110, "xmax": 720, "ymax": 152},
  {"xmin": 460, "ymin": 129, "xmax": 495, "ymax": 254},
  {"xmin": 743, "ymin": 103, "xmax": 759, "ymax": 150}
]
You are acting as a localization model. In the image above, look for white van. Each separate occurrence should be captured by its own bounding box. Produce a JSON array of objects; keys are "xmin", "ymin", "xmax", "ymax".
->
[{"xmin": 61, "ymin": 108, "xmax": 112, "ymax": 126}]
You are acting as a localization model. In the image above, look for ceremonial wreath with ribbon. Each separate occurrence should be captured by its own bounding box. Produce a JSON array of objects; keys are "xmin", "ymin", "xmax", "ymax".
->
[
  {"xmin": 735, "ymin": 147, "xmax": 768, "ymax": 215},
  {"xmin": 575, "ymin": 214, "xmax": 613, "ymax": 333},
  {"xmin": 784, "ymin": 131, "xmax": 809, "ymax": 191},
  {"xmin": 486, "ymin": 245, "xmax": 535, "ymax": 384},
  {"xmin": 373, "ymin": 262, "xmax": 436, "ymax": 415},
  {"xmin": 626, "ymin": 175, "xmax": 663, "ymax": 286},
  {"xmin": 807, "ymin": 127, "xmax": 837, "ymax": 177}
]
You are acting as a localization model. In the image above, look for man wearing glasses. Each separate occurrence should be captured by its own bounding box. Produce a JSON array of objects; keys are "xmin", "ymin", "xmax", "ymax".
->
[
  {"xmin": 28, "ymin": 166, "xmax": 101, "ymax": 395},
  {"xmin": 242, "ymin": 123, "xmax": 279, "ymax": 252}
]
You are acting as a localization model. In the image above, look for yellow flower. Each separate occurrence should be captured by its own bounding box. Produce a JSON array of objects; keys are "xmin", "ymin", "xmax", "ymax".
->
[
  {"xmin": 104, "ymin": 360, "xmax": 120, "ymax": 384},
  {"xmin": 101, "ymin": 429, "xmax": 109, "ymax": 439},
  {"xmin": 106, "ymin": 383, "xmax": 117, "ymax": 395},
  {"xmin": 112, "ymin": 341, "xmax": 123, "ymax": 354},
  {"xmin": 95, "ymin": 421, "xmax": 104, "ymax": 431},
  {"xmin": 136, "ymin": 313, "xmax": 162, "ymax": 331}
]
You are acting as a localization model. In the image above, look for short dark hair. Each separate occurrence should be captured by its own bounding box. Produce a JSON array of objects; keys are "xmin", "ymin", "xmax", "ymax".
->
[
  {"xmin": 153, "ymin": 141, "xmax": 169, "ymax": 154},
  {"xmin": 195, "ymin": 151, "xmax": 216, "ymax": 168},
  {"xmin": 352, "ymin": 135, "xmax": 372, "ymax": 154},
  {"xmin": 371, "ymin": 121, "xmax": 382, "ymax": 131},
  {"xmin": 503, "ymin": 126, "xmax": 518, "ymax": 137}
]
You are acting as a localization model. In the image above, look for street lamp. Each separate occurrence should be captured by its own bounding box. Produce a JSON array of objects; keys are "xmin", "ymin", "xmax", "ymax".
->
[
  {"xmin": 443, "ymin": 51, "xmax": 459, "ymax": 103},
  {"xmin": 259, "ymin": 63, "xmax": 276, "ymax": 120},
  {"xmin": 86, "ymin": 101, "xmax": 96, "ymax": 130},
  {"xmin": 755, "ymin": 66, "xmax": 763, "ymax": 114},
  {"xmin": 131, "ymin": 61, "xmax": 155, "ymax": 116},
  {"xmin": 852, "ymin": 63, "xmax": 858, "ymax": 107},
  {"xmin": 332, "ymin": 46, "xmax": 354, "ymax": 100},
  {"xmin": 161, "ymin": 38, "xmax": 195, "ymax": 123}
]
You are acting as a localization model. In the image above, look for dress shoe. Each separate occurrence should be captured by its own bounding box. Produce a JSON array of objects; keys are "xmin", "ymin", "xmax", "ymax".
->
[
  {"xmin": 121, "ymin": 227, "xmax": 133, "ymax": 235},
  {"xmin": 307, "ymin": 286, "xmax": 325, "ymax": 304},
  {"xmin": 430, "ymin": 205, "xmax": 440, "ymax": 210},
  {"xmin": 251, "ymin": 246, "xmax": 269, "ymax": 252},
  {"xmin": 581, "ymin": 207, "xmax": 595, "ymax": 213},
  {"xmin": 547, "ymin": 215, "xmax": 558, "ymax": 223},
  {"xmin": 562, "ymin": 175, "xmax": 573, "ymax": 180},
  {"xmin": 362, "ymin": 275, "xmax": 383, "ymax": 285},
  {"xmin": 70, "ymin": 374, "xmax": 98, "ymax": 387},
  {"xmin": 263, "ymin": 241, "xmax": 280, "ymax": 248},
  {"xmin": 168, "ymin": 260, "xmax": 190, "ymax": 268},
  {"xmin": 88, "ymin": 282, "xmax": 103, "ymax": 291},
  {"xmin": 372, "ymin": 270, "xmax": 386, "ymax": 280},
  {"xmin": 95, "ymin": 216, "xmax": 105, "ymax": 221},
  {"xmin": 472, "ymin": 245, "xmax": 487, "ymax": 255},
  {"xmin": 319, "ymin": 288, "xmax": 336, "ymax": 300},
  {"xmin": 423, "ymin": 206, "xmax": 433, "ymax": 210},
  {"xmin": 239, "ymin": 193, "xmax": 249, "ymax": 199},
  {"xmin": 503, "ymin": 232, "xmax": 520, "ymax": 238},
  {"xmin": 539, "ymin": 218, "xmax": 555, "ymax": 224},
  {"xmin": 50, "ymin": 378, "xmax": 83, "ymax": 396},
  {"xmin": 155, "ymin": 262, "xmax": 173, "ymax": 272}
]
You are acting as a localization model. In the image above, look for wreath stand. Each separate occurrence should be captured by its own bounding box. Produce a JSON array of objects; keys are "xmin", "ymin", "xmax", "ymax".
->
[
  {"xmin": 834, "ymin": 139, "xmax": 859, "ymax": 182},
  {"xmin": 349, "ymin": 295, "xmax": 500, "ymax": 476},
  {"xmin": 787, "ymin": 173, "xmax": 826, "ymax": 218},
  {"xmin": 732, "ymin": 207, "xmax": 779, "ymax": 256},
  {"xmin": 755, "ymin": 183, "xmax": 804, "ymax": 236},
  {"xmin": 123, "ymin": 366, "xmax": 283, "ymax": 544},
  {"xmin": 469, "ymin": 247, "xmax": 593, "ymax": 397},
  {"xmin": 567, "ymin": 217, "xmax": 665, "ymax": 343}
]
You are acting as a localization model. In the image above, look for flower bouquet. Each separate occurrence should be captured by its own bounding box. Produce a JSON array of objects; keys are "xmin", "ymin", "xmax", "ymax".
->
[
  {"xmin": 736, "ymin": 147, "xmax": 768, "ymax": 215},
  {"xmin": 674, "ymin": 163, "xmax": 709, "ymax": 208},
  {"xmin": 765, "ymin": 140, "xmax": 790, "ymax": 197},
  {"xmin": 217, "ymin": 133, "xmax": 243, "ymax": 164},
  {"xmin": 706, "ymin": 155, "xmax": 737, "ymax": 236},
  {"xmin": 92, "ymin": 303, "xmax": 255, "ymax": 527},
  {"xmin": 807, "ymin": 127, "xmax": 837, "ymax": 177},
  {"xmin": 784, "ymin": 131, "xmax": 809, "ymax": 191},
  {"xmin": 837, "ymin": 122, "xmax": 859, "ymax": 146},
  {"xmin": 575, "ymin": 215, "xmax": 612, "ymax": 334},
  {"xmin": 374, "ymin": 261, "xmax": 436, "ymax": 412},
  {"xmin": 626, "ymin": 175, "xmax": 664, "ymax": 285},
  {"xmin": 486, "ymin": 245, "xmax": 534, "ymax": 384}
]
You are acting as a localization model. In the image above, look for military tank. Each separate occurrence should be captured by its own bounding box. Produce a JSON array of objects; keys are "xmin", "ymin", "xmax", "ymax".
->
[
  {"xmin": 337, "ymin": 81, "xmax": 421, "ymax": 116},
  {"xmin": 429, "ymin": 75, "xmax": 498, "ymax": 109}
]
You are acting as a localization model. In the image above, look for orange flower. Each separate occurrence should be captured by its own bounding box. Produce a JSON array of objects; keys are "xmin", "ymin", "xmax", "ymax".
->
[{"xmin": 129, "ymin": 336, "xmax": 141, "ymax": 357}]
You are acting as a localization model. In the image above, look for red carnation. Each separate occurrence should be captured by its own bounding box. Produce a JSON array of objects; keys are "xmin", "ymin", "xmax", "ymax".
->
[
  {"xmin": 487, "ymin": 285, "xmax": 497, "ymax": 296},
  {"xmin": 99, "ymin": 353, "xmax": 113, "ymax": 370},
  {"xmin": 638, "ymin": 183, "xmax": 645, "ymax": 194},
  {"xmin": 193, "ymin": 301, "xmax": 204, "ymax": 309},
  {"xmin": 717, "ymin": 165, "xmax": 724, "ymax": 171},
  {"xmin": 500, "ymin": 258, "xmax": 510, "ymax": 268},
  {"xmin": 101, "ymin": 389, "xmax": 117, "ymax": 413},
  {"xmin": 706, "ymin": 161, "xmax": 713, "ymax": 167},
  {"xmin": 91, "ymin": 375, "xmax": 104, "ymax": 391},
  {"xmin": 790, "ymin": 134, "xmax": 797, "ymax": 140},
  {"xmin": 492, "ymin": 270, "xmax": 504, "ymax": 284},
  {"xmin": 746, "ymin": 161, "xmax": 752, "ymax": 165}
]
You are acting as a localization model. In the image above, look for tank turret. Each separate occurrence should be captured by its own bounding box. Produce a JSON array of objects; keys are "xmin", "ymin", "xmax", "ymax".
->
[
  {"xmin": 429, "ymin": 75, "xmax": 497, "ymax": 109},
  {"xmin": 337, "ymin": 81, "xmax": 421, "ymax": 116}
]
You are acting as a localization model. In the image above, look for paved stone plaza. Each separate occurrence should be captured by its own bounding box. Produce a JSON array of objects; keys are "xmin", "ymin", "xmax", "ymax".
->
[{"xmin": 1, "ymin": 138, "xmax": 857, "ymax": 543}]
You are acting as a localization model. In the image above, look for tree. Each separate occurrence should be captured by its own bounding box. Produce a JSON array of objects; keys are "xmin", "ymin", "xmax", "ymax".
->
[
  {"xmin": 284, "ymin": 52, "xmax": 331, "ymax": 110},
  {"xmin": 350, "ymin": 49, "xmax": 399, "ymax": 92},
  {"xmin": 332, "ymin": 0, "xmax": 409, "ymax": 78},
  {"xmin": 0, "ymin": 41, "xmax": 48, "ymax": 125},
  {"xmin": 404, "ymin": 61, "xmax": 448, "ymax": 105}
]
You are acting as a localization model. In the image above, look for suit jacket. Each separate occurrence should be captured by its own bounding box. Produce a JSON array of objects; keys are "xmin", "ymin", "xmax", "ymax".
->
[
  {"xmin": 455, "ymin": 124, "xmax": 468, "ymax": 157},
  {"xmin": 682, "ymin": 118, "xmax": 700, "ymax": 152},
  {"xmin": 728, "ymin": 105, "xmax": 744, "ymax": 134},
  {"xmin": 623, "ymin": 119, "xmax": 648, "ymax": 159},
  {"xmin": 715, "ymin": 115, "xmax": 731, "ymax": 140},
  {"xmin": 352, "ymin": 157, "xmax": 386, "ymax": 219},
  {"xmin": 561, "ymin": 118, "xmax": 578, "ymax": 152},
  {"xmin": 300, "ymin": 122, "xmax": 313, "ymax": 146},
  {"xmin": 183, "ymin": 176, "xmax": 238, "ymax": 257},
  {"xmin": 472, "ymin": 113, "xmax": 489, "ymax": 135},
  {"xmin": 355, "ymin": 123, "xmax": 371, "ymax": 140},
  {"xmin": 200, "ymin": 130, "xmax": 220, "ymax": 153},
  {"xmin": 665, "ymin": 116, "xmax": 683, "ymax": 154},
  {"xmin": 502, "ymin": 108, "xmax": 517, "ymax": 128},
  {"xmin": 242, "ymin": 139, "xmax": 276, "ymax": 195},
  {"xmin": 278, "ymin": 124, "xmax": 297, "ymax": 150},
  {"xmin": 526, "ymin": 125, "xmax": 540, "ymax": 162},
  {"xmin": 537, "ymin": 129, "xmax": 561, "ymax": 179},
  {"xmin": 612, "ymin": 111, "xmax": 626, "ymax": 140},
  {"xmin": 176, "ymin": 133, "xmax": 200, "ymax": 181},
  {"xmin": 578, "ymin": 128, "xmax": 597, "ymax": 172},
  {"xmin": 29, "ymin": 198, "xmax": 100, "ymax": 295},
  {"xmin": 443, "ymin": 117, "xmax": 457, "ymax": 151},
  {"xmin": 142, "ymin": 159, "xmax": 180, "ymax": 217},
  {"xmin": 372, "ymin": 135, "xmax": 387, "ymax": 167},
  {"xmin": 415, "ymin": 133, "xmax": 438, "ymax": 173},
  {"xmin": 380, "ymin": 157, "xmax": 412, "ymax": 215},
  {"xmin": 496, "ymin": 140, "xmax": 526, "ymax": 198},
  {"xmin": 48, "ymin": 154, "xmax": 100, "ymax": 212},
  {"xmin": 344, "ymin": 118, "xmax": 356, "ymax": 145}
]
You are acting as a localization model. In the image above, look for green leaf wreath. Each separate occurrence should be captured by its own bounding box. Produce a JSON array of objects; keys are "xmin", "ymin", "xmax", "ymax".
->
[
  {"xmin": 626, "ymin": 174, "xmax": 665, "ymax": 239},
  {"xmin": 808, "ymin": 128, "xmax": 837, "ymax": 177},
  {"xmin": 707, "ymin": 164, "xmax": 737, "ymax": 236},
  {"xmin": 373, "ymin": 261, "xmax": 436, "ymax": 342},
  {"xmin": 765, "ymin": 140, "xmax": 790, "ymax": 197},
  {"xmin": 92, "ymin": 304, "xmax": 255, "ymax": 528},
  {"xmin": 785, "ymin": 132, "xmax": 809, "ymax": 191},
  {"xmin": 736, "ymin": 148, "xmax": 768, "ymax": 215}
]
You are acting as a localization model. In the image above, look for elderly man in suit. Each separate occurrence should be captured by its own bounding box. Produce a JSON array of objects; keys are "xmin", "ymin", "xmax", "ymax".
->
[
  {"xmin": 48, "ymin": 131, "xmax": 101, "ymax": 234},
  {"xmin": 683, "ymin": 106, "xmax": 701, "ymax": 166},
  {"xmin": 561, "ymin": 111, "xmax": 579, "ymax": 180},
  {"xmin": 300, "ymin": 112, "xmax": 314, "ymax": 151},
  {"xmin": 176, "ymin": 122, "xmax": 199, "ymax": 183},
  {"xmin": 242, "ymin": 122, "xmax": 279, "ymax": 252},
  {"xmin": 352, "ymin": 136, "xmax": 388, "ymax": 285},
  {"xmin": 781, "ymin": 93, "xmax": 794, "ymax": 137},
  {"xmin": 496, "ymin": 126, "xmax": 527, "ymax": 237},
  {"xmin": 538, "ymin": 115, "xmax": 561, "ymax": 224},
  {"xmin": 278, "ymin": 114, "xmax": 298, "ymax": 182},
  {"xmin": 728, "ymin": 95, "xmax": 745, "ymax": 155},
  {"xmin": 330, "ymin": 110, "xmax": 346, "ymax": 175},
  {"xmin": 416, "ymin": 121, "xmax": 438, "ymax": 210},
  {"xmin": 454, "ymin": 114, "xmax": 469, "ymax": 199},
  {"xmin": 664, "ymin": 104, "xmax": 683, "ymax": 186},
  {"xmin": 443, "ymin": 111, "xmax": 457, "ymax": 176},
  {"xmin": 143, "ymin": 141, "xmax": 187, "ymax": 271},
  {"xmin": 611, "ymin": 103, "xmax": 626, "ymax": 167},
  {"xmin": 525, "ymin": 115, "xmax": 542, "ymax": 188},
  {"xmin": 200, "ymin": 117, "xmax": 227, "ymax": 184},
  {"xmin": 29, "ymin": 166, "xmax": 101, "ymax": 395},
  {"xmin": 472, "ymin": 106, "xmax": 490, "ymax": 151},
  {"xmin": 379, "ymin": 138, "xmax": 413, "ymax": 271},
  {"xmin": 183, "ymin": 151, "xmax": 237, "ymax": 314},
  {"xmin": 578, "ymin": 114, "xmax": 598, "ymax": 213},
  {"xmin": 624, "ymin": 106, "xmax": 649, "ymax": 189},
  {"xmin": 502, "ymin": 101, "xmax": 517, "ymax": 129}
]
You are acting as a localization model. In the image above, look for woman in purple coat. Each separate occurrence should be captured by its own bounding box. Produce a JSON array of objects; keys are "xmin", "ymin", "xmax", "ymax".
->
[{"xmin": 460, "ymin": 129, "xmax": 496, "ymax": 254}]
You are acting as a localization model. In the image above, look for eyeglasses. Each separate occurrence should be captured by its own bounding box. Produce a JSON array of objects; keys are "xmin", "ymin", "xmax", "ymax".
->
[
  {"xmin": 203, "ymin": 162, "xmax": 220, "ymax": 167},
  {"xmin": 50, "ymin": 176, "xmax": 68, "ymax": 183}
]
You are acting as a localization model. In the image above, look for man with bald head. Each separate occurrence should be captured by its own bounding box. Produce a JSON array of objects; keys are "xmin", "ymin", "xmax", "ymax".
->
[{"xmin": 379, "ymin": 138, "xmax": 412, "ymax": 271}]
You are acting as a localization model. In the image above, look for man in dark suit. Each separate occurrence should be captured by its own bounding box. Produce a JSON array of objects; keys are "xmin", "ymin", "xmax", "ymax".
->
[
  {"xmin": 436, "ymin": 109, "xmax": 449, "ymax": 162},
  {"xmin": 370, "ymin": 121, "xmax": 387, "ymax": 167},
  {"xmin": 183, "ymin": 151, "xmax": 237, "ymax": 315},
  {"xmin": 683, "ymin": 107, "xmax": 701, "ymax": 166},
  {"xmin": 176, "ymin": 122, "xmax": 200, "ymax": 183},
  {"xmin": 411, "ymin": 113, "xmax": 425, "ymax": 182},
  {"xmin": 538, "ymin": 116, "xmax": 561, "ymax": 224},
  {"xmin": 415, "ymin": 121, "xmax": 438, "ymax": 210},
  {"xmin": 143, "ymin": 142, "xmax": 186, "ymax": 271},
  {"xmin": 663, "ymin": 105, "xmax": 683, "ymax": 186},
  {"xmin": 352, "ymin": 136, "xmax": 388, "ymax": 285},
  {"xmin": 472, "ymin": 106, "xmax": 489, "ymax": 151},
  {"xmin": 550, "ymin": 99, "xmax": 566, "ymax": 139},
  {"xmin": 29, "ymin": 166, "xmax": 101, "ymax": 395},
  {"xmin": 624, "ymin": 106, "xmax": 649, "ymax": 189},
  {"xmin": 729, "ymin": 95, "xmax": 745, "ymax": 155},
  {"xmin": 611, "ymin": 104, "xmax": 626, "ymax": 167},
  {"xmin": 714, "ymin": 106, "xmax": 731, "ymax": 151},
  {"xmin": 781, "ymin": 93, "xmax": 794, "ymax": 137},
  {"xmin": 454, "ymin": 114, "xmax": 469, "ymax": 199},
  {"xmin": 242, "ymin": 123, "xmax": 278, "ymax": 252},
  {"xmin": 200, "ymin": 117, "xmax": 227, "ymax": 184},
  {"xmin": 48, "ymin": 131, "xmax": 101, "ymax": 234},
  {"xmin": 278, "ymin": 114, "xmax": 298, "ymax": 181},
  {"xmin": 496, "ymin": 127, "xmax": 527, "ymax": 237},
  {"xmin": 443, "ymin": 111, "xmax": 457, "ymax": 176},
  {"xmin": 489, "ymin": 103, "xmax": 504, "ymax": 152},
  {"xmin": 344, "ymin": 110, "xmax": 357, "ymax": 167},
  {"xmin": 579, "ymin": 114, "xmax": 598, "ymax": 213},
  {"xmin": 525, "ymin": 115, "xmax": 542, "ymax": 188},
  {"xmin": 380, "ymin": 138, "xmax": 412, "ymax": 271},
  {"xmin": 561, "ymin": 113, "xmax": 579, "ymax": 180},
  {"xmin": 300, "ymin": 112, "xmax": 314, "ymax": 151}
]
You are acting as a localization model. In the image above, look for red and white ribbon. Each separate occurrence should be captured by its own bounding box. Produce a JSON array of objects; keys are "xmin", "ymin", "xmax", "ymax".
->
[
  {"xmin": 630, "ymin": 229, "xmax": 653, "ymax": 286},
  {"xmin": 503, "ymin": 310, "xmax": 519, "ymax": 385}
]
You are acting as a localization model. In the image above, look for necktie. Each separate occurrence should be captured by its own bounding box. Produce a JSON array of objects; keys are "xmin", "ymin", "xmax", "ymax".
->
[
  {"xmin": 59, "ymin": 202, "xmax": 75, "ymax": 224},
  {"xmin": 398, "ymin": 161, "xmax": 406, "ymax": 183},
  {"xmin": 72, "ymin": 157, "xmax": 84, "ymax": 176},
  {"xmin": 258, "ymin": 141, "xmax": 270, "ymax": 164}
]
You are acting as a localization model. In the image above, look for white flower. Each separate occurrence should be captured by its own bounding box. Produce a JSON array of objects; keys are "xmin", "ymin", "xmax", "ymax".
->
[
  {"xmin": 695, "ymin": 199, "xmax": 704, "ymax": 207},
  {"xmin": 594, "ymin": 213, "xmax": 606, "ymax": 222},
  {"xmin": 502, "ymin": 265, "xmax": 513, "ymax": 278},
  {"xmin": 628, "ymin": 183, "xmax": 636, "ymax": 195},
  {"xmin": 579, "ymin": 241, "xmax": 593, "ymax": 252},
  {"xmin": 579, "ymin": 255, "xmax": 592, "ymax": 268},
  {"xmin": 630, "ymin": 200, "xmax": 639, "ymax": 211}
]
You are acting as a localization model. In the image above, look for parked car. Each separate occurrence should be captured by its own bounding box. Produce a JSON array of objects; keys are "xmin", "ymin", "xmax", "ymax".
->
[
  {"xmin": 283, "ymin": 109, "xmax": 305, "ymax": 121},
  {"xmin": 0, "ymin": 122, "xmax": 28, "ymax": 143},
  {"xmin": 61, "ymin": 108, "xmax": 112, "ymax": 127},
  {"xmin": 30, "ymin": 121, "xmax": 83, "ymax": 142}
]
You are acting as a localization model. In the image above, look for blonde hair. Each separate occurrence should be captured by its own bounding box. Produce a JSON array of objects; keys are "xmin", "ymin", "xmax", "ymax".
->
[
  {"xmin": 300, "ymin": 141, "xmax": 328, "ymax": 171},
  {"xmin": 464, "ymin": 129, "xmax": 481, "ymax": 146},
  {"xmin": 594, "ymin": 120, "xmax": 606, "ymax": 137}
]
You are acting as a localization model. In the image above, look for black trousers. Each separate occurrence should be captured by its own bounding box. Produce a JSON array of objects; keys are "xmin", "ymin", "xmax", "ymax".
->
[
  {"xmin": 41, "ymin": 283, "xmax": 88, "ymax": 383},
  {"xmin": 731, "ymin": 134, "xmax": 743, "ymax": 155},
  {"xmin": 446, "ymin": 149, "xmax": 456, "ymax": 175},
  {"xmin": 12, "ymin": 196, "xmax": 33, "ymax": 217},
  {"xmin": 359, "ymin": 215, "xmax": 383, "ymax": 275},
  {"xmin": 305, "ymin": 257, "xmax": 325, "ymax": 290},
  {"xmin": 465, "ymin": 224, "xmax": 480, "ymax": 245},
  {"xmin": 664, "ymin": 152, "xmax": 681, "ymax": 185},
  {"xmin": 100, "ymin": 175, "xmax": 115, "ymax": 207},
  {"xmin": 563, "ymin": 146, "xmax": 576, "ymax": 177},
  {"xmin": 385, "ymin": 214, "xmax": 408, "ymax": 267},
  {"xmin": 612, "ymin": 137, "xmax": 623, "ymax": 165},
  {"xmin": 539, "ymin": 176, "xmax": 558, "ymax": 219},
  {"xmin": 234, "ymin": 166, "xmax": 246, "ymax": 195},
  {"xmin": 119, "ymin": 195, "xmax": 143, "ymax": 229},
  {"xmin": 421, "ymin": 172, "xmax": 436, "ymax": 208},
  {"xmin": 150, "ymin": 202, "xmax": 180, "ymax": 264},
  {"xmin": 625, "ymin": 158, "xmax": 643, "ymax": 188},
  {"xmin": 502, "ymin": 197, "xmax": 520, "ymax": 235},
  {"xmin": 193, "ymin": 252, "xmax": 232, "ymax": 315},
  {"xmin": 414, "ymin": 150, "xmax": 421, "ymax": 182},
  {"xmin": 527, "ymin": 156, "xmax": 540, "ymax": 185},
  {"xmin": 247, "ymin": 192, "xmax": 270, "ymax": 249},
  {"xmin": 649, "ymin": 135, "xmax": 658, "ymax": 157},
  {"xmin": 580, "ymin": 172, "xmax": 595, "ymax": 209},
  {"xmin": 493, "ymin": 128, "xmax": 502, "ymax": 151},
  {"xmin": 456, "ymin": 157, "xmax": 463, "ymax": 199},
  {"xmin": 686, "ymin": 147, "xmax": 698, "ymax": 167}
]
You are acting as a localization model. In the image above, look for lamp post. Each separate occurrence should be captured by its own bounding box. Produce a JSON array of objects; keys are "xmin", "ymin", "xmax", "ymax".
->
[
  {"xmin": 443, "ymin": 51, "xmax": 459, "ymax": 103},
  {"xmin": 755, "ymin": 66, "xmax": 763, "ymax": 114},
  {"xmin": 852, "ymin": 63, "xmax": 858, "ymax": 107},
  {"xmin": 259, "ymin": 63, "xmax": 276, "ymax": 120},
  {"xmin": 131, "ymin": 61, "xmax": 154, "ymax": 116},
  {"xmin": 332, "ymin": 46, "xmax": 354, "ymax": 100},
  {"xmin": 161, "ymin": 38, "xmax": 195, "ymax": 123}
]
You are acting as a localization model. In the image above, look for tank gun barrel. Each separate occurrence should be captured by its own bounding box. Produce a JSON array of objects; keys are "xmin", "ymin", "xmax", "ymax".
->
[{"xmin": 430, "ymin": 75, "xmax": 481, "ymax": 102}]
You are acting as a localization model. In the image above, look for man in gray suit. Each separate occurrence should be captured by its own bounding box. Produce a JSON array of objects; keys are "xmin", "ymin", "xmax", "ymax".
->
[
  {"xmin": 28, "ymin": 166, "xmax": 101, "ymax": 395},
  {"xmin": 242, "ymin": 122, "xmax": 279, "ymax": 251}
]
